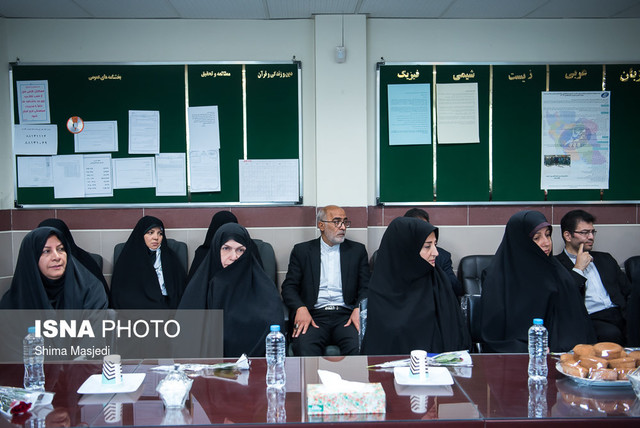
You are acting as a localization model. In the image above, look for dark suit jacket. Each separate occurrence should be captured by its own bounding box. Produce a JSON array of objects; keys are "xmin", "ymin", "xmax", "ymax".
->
[
  {"xmin": 556, "ymin": 250, "xmax": 631, "ymax": 313},
  {"xmin": 436, "ymin": 247, "xmax": 464, "ymax": 297},
  {"xmin": 281, "ymin": 238, "xmax": 369, "ymax": 312}
]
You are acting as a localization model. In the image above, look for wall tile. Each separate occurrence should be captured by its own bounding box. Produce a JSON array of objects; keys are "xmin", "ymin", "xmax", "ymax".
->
[
  {"xmin": 0, "ymin": 277, "xmax": 11, "ymax": 300},
  {"xmin": 469, "ymin": 205, "xmax": 553, "ymax": 225},
  {"xmin": 552, "ymin": 204, "xmax": 637, "ymax": 225},
  {"xmin": 12, "ymin": 209, "xmax": 55, "ymax": 230},
  {"xmin": 58, "ymin": 209, "xmax": 143, "ymax": 229},
  {"xmin": 144, "ymin": 208, "xmax": 220, "ymax": 229},
  {"xmin": 232, "ymin": 206, "xmax": 316, "ymax": 227},
  {"xmin": 0, "ymin": 210, "xmax": 11, "ymax": 232},
  {"xmin": 0, "ymin": 233, "xmax": 13, "ymax": 277}
]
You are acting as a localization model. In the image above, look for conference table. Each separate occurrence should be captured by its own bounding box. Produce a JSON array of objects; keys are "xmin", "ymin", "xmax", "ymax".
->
[{"xmin": 1, "ymin": 354, "xmax": 639, "ymax": 427}]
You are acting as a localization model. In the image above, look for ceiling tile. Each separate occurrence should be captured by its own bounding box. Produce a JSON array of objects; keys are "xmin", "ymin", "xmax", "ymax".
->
[
  {"xmin": 442, "ymin": 0, "xmax": 548, "ymax": 19},
  {"xmin": 527, "ymin": 0, "xmax": 640, "ymax": 18},
  {"xmin": 170, "ymin": 0, "xmax": 268, "ymax": 19},
  {"xmin": 359, "ymin": 0, "xmax": 453, "ymax": 18},
  {"xmin": 267, "ymin": 0, "xmax": 358, "ymax": 19}
]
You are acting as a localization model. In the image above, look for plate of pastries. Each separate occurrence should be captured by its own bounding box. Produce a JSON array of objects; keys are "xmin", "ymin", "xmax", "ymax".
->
[{"xmin": 556, "ymin": 342, "xmax": 640, "ymax": 387}]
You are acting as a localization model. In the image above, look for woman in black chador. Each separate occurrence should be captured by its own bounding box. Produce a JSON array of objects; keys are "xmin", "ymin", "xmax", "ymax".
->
[
  {"xmin": 38, "ymin": 218, "xmax": 110, "ymax": 303},
  {"xmin": 111, "ymin": 216, "xmax": 186, "ymax": 309},
  {"xmin": 179, "ymin": 223, "xmax": 284, "ymax": 357},
  {"xmin": 187, "ymin": 211, "xmax": 238, "ymax": 282},
  {"xmin": 361, "ymin": 217, "xmax": 469, "ymax": 355},
  {"xmin": 0, "ymin": 226, "xmax": 108, "ymax": 309},
  {"xmin": 480, "ymin": 210, "xmax": 596, "ymax": 352}
]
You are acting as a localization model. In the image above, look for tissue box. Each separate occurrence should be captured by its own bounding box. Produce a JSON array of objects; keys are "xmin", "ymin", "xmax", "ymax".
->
[{"xmin": 307, "ymin": 383, "xmax": 386, "ymax": 415}]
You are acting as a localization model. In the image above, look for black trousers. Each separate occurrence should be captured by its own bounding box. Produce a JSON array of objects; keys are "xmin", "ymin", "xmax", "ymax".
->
[
  {"xmin": 590, "ymin": 306, "xmax": 626, "ymax": 345},
  {"xmin": 291, "ymin": 307, "xmax": 359, "ymax": 356}
]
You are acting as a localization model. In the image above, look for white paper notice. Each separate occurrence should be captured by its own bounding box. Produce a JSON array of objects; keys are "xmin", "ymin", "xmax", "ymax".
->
[
  {"xmin": 112, "ymin": 157, "xmax": 156, "ymax": 189},
  {"xmin": 129, "ymin": 110, "xmax": 160, "ymax": 154},
  {"xmin": 541, "ymin": 91, "xmax": 611, "ymax": 190},
  {"xmin": 388, "ymin": 84, "xmax": 431, "ymax": 146},
  {"xmin": 189, "ymin": 150, "xmax": 221, "ymax": 192},
  {"xmin": 74, "ymin": 121, "xmax": 118, "ymax": 153},
  {"xmin": 188, "ymin": 106, "xmax": 220, "ymax": 151},
  {"xmin": 52, "ymin": 155, "xmax": 85, "ymax": 199},
  {"xmin": 13, "ymin": 125, "xmax": 58, "ymax": 155},
  {"xmin": 436, "ymin": 83, "xmax": 480, "ymax": 144},
  {"xmin": 156, "ymin": 153, "xmax": 186, "ymax": 196},
  {"xmin": 16, "ymin": 80, "xmax": 50, "ymax": 124},
  {"xmin": 17, "ymin": 156, "xmax": 53, "ymax": 187},
  {"xmin": 84, "ymin": 154, "xmax": 113, "ymax": 197},
  {"xmin": 239, "ymin": 159, "xmax": 299, "ymax": 203}
]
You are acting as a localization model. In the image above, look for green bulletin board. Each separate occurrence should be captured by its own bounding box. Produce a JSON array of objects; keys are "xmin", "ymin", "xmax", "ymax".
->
[
  {"xmin": 12, "ymin": 62, "xmax": 301, "ymax": 207},
  {"xmin": 377, "ymin": 62, "xmax": 640, "ymax": 203}
]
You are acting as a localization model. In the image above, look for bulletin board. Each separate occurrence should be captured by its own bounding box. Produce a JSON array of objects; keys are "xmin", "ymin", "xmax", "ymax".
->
[
  {"xmin": 11, "ymin": 61, "xmax": 302, "ymax": 207},
  {"xmin": 376, "ymin": 62, "xmax": 640, "ymax": 203}
]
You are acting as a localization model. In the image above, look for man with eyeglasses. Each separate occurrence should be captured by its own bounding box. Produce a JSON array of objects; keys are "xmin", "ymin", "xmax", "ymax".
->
[
  {"xmin": 556, "ymin": 209, "xmax": 631, "ymax": 344},
  {"xmin": 281, "ymin": 205, "xmax": 370, "ymax": 356}
]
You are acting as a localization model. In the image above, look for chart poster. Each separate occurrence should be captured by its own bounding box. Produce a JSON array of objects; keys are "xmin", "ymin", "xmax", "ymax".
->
[{"xmin": 541, "ymin": 91, "xmax": 610, "ymax": 190}]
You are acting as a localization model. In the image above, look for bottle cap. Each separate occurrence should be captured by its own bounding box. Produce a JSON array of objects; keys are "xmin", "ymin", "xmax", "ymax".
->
[
  {"xmin": 28, "ymin": 326, "xmax": 36, "ymax": 334},
  {"xmin": 533, "ymin": 318, "xmax": 543, "ymax": 325},
  {"xmin": 270, "ymin": 325, "xmax": 280, "ymax": 332}
]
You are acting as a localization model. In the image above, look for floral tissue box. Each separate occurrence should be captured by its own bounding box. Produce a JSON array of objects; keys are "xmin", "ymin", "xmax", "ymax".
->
[{"xmin": 307, "ymin": 383, "xmax": 386, "ymax": 415}]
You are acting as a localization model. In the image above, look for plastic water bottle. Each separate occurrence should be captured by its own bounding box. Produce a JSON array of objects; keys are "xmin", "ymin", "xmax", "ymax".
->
[
  {"xmin": 265, "ymin": 324, "xmax": 286, "ymax": 388},
  {"xmin": 266, "ymin": 386, "xmax": 286, "ymax": 423},
  {"xmin": 527, "ymin": 377, "xmax": 548, "ymax": 418},
  {"xmin": 23, "ymin": 326, "xmax": 45, "ymax": 390},
  {"xmin": 527, "ymin": 318, "xmax": 548, "ymax": 379}
]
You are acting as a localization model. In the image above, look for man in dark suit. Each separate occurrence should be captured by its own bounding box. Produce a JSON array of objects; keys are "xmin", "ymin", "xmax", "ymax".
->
[
  {"xmin": 281, "ymin": 205, "xmax": 370, "ymax": 356},
  {"xmin": 403, "ymin": 208, "xmax": 464, "ymax": 296},
  {"xmin": 556, "ymin": 209, "xmax": 631, "ymax": 345}
]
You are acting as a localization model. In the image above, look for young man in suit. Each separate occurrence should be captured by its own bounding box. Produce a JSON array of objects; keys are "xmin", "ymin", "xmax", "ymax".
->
[
  {"xmin": 556, "ymin": 209, "xmax": 631, "ymax": 345},
  {"xmin": 281, "ymin": 205, "xmax": 370, "ymax": 356}
]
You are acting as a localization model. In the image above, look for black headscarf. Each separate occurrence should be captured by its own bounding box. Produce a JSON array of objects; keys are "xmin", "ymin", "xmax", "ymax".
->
[
  {"xmin": 38, "ymin": 218, "xmax": 110, "ymax": 303},
  {"xmin": 111, "ymin": 216, "xmax": 186, "ymax": 309},
  {"xmin": 186, "ymin": 211, "xmax": 238, "ymax": 282},
  {"xmin": 480, "ymin": 210, "xmax": 596, "ymax": 352},
  {"xmin": 361, "ymin": 217, "xmax": 469, "ymax": 355},
  {"xmin": 0, "ymin": 227, "xmax": 108, "ymax": 310},
  {"xmin": 179, "ymin": 223, "xmax": 284, "ymax": 357}
]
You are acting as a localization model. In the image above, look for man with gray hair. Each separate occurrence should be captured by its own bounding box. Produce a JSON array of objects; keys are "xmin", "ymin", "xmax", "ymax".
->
[{"xmin": 282, "ymin": 205, "xmax": 370, "ymax": 355}]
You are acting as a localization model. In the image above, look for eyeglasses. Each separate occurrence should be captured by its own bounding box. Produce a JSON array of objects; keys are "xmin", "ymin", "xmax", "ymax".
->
[
  {"xmin": 572, "ymin": 229, "xmax": 597, "ymax": 237},
  {"xmin": 320, "ymin": 219, "xmax": 351, "ymax": 228}
]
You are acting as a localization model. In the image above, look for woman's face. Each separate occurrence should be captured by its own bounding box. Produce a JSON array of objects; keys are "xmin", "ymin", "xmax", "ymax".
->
[
  {"xmin": 144, "ymin": 226, "xmax": 163, "ymax": 250},
  {"xmin": 39, "ymin": 234, "xmax": 67, "ymax": 280},
  {"xmin": 220, "ymin": 239, "xmax": 246, "ymax": 268},
  {"xmin": 532, "ymin": 226, "xmax": 552, "ymax": 256},
  {"xmin": 419, "ymin": 231, "xmax": 439, "ymax": 266}
]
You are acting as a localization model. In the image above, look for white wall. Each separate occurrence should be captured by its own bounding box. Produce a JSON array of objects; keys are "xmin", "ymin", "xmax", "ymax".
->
[{"xmin": 2, "ymin": 18, "xmax": 640, "ymax": 209}]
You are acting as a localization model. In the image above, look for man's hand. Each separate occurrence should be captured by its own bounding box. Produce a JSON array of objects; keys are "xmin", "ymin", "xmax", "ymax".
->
[
  {"xmin": 344, "ymin": 307, "xmax": 360, "ymax": 333},
  {"xmin": 574, "ymin": 243, "xmax": 593, "ymax": 271},
  {"xmin": 293, "ymin": 306, "xmax": 318, "ymax": 337}
]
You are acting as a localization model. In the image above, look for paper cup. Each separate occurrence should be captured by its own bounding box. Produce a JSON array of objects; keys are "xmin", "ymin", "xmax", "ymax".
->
[
  {"xmin": 102, "ymin": 354, "xmax": 122, "ymax": 385},
  {"xmin": 410, "ymin": 350, "xmax": 428, "ymax": 379}
]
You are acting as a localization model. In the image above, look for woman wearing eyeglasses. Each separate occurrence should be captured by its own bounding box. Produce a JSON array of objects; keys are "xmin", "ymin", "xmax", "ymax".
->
[
  {"xmin": 179, "ymin": 223, "xmax": 284, "ymax": 357},
  {"xmin": 480, "ymin": 210, "xmax": 596, "ymax": 353}
]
